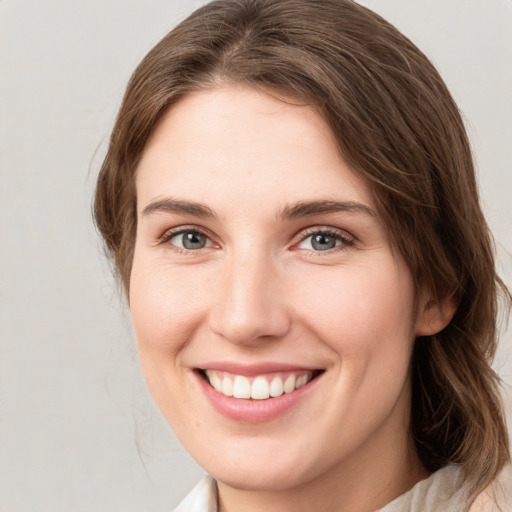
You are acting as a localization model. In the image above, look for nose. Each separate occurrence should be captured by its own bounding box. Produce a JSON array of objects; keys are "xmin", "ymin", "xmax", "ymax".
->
[{"xmin": 208, "ymin": 252, "xmax": 292, "ymax": 346}]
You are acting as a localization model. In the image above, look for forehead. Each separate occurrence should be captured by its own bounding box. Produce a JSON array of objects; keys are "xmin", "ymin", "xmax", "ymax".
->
[{"xmin": 135, "ymin": 85, "xmax": 375, "ymax": 212}]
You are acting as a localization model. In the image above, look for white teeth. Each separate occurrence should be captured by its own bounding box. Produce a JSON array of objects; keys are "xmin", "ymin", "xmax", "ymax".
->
[
  {"xmin": 269, "ymin": 376, "xmax": 284, "ymax": 397},
  {"xmin": 204, "ymin": 370, "xmax": 316, "ymax": 400},
  {"xmin": 296, "ymin": 373, "xmax": 310, "ymax": 388},
  {"xmin": 283, "ymin": 375, "xmax": 296, "ymax": 394},
  {"xmin": 233, "ymin": 375, "xmax": 251, "ymax": 399},
  {"xmin": 222, "ymin": 376, "xmax": 233, "ymax": 396},
  {"xmin": 209, "ymin": 371, "xmax": 223, "ymax": 392},
  {"xmin": 251, "ymin": 376, "xmax": 270, "ymax": 400}
]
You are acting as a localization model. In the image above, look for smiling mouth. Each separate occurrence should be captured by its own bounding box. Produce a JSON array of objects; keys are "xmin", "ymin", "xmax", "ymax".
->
[{"xmin": 198, "ymin": 369, "xmax": 324, "ymax": 400}]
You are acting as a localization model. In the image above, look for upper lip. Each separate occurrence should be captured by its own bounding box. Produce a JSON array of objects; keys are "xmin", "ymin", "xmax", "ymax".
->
[{"xmin": 197, "ymin": 361, "xmax": 322, "ymax": 376}]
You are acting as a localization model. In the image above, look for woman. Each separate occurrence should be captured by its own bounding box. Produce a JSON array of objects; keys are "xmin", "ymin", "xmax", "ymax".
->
[{"xmin": 94, "ymin": 0, "xmax": 511, "ymax": 510}]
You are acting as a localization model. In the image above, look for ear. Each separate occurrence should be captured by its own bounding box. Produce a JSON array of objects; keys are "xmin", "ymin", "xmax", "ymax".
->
[{"xmin": 415, "ymin": 293, "xmax": 457, "ymax": 336}]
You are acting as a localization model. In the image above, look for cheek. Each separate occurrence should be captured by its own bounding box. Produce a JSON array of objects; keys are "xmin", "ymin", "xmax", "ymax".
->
[
  {"xmin": 129, "ymin": 257, "xmax": 208, "ymax": 364},
  {"xmin": 293, "ymin": 262, "xmax": 416, "ymax": 363},
  {"xmin": 128, "ymin": 257, "xmax": 209, "ymax": 425}
]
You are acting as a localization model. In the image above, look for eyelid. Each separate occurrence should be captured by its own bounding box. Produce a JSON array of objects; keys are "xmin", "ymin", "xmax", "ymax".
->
[
  {"xmin": 155, "ymin": 224, "xmax": 355, "ymax": 253},
  {"xmin": 157, "ymin": 225, "xmax": 218, "ymax": 249},
  {"xmin": 292, "ymin": 226, "xmax": 356, "ymax": 251}
]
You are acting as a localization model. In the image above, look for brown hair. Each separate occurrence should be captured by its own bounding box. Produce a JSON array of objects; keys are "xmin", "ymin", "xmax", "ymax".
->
[{"xmin": 94, "ymin": 0, "xmax": 510, "ymax": 497}]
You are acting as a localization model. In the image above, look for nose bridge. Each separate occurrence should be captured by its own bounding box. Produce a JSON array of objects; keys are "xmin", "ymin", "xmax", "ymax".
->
[{"xmin": 210, "ymin": 247, "xmax": 291, "ymax": 345}]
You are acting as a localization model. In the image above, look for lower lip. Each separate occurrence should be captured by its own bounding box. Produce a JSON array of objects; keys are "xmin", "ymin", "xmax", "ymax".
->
[{"xmin": 195, "ymin": 371, "xmax": 321, "ymax": 423}]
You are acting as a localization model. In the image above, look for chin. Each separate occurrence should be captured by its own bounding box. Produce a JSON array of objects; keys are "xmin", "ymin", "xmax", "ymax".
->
[
  {"xmin": 210, "ymin": 461, "xmax": 312, "ymax": 492},
  {"xmin": 189, "ymin": 435, "xmax": 324, "ymax": 492}
]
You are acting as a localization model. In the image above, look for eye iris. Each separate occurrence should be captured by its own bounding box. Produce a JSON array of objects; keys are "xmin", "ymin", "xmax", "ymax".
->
[
  {"xmin": 311, "ymin": 233, "xmax": 336, "ymax": 250},
  {"xmin": 182, "ymin": 232, "xmax": 206, "ymax": 249}
]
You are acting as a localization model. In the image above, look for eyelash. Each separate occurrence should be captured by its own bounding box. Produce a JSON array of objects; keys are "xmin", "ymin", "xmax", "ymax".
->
[
  {"xmin": 157, "ymin": 226, "xmax": 355, "ymax": 254},
  {"xmin": 157, "ymin": 226, "xmax": 215, "ymax": 253},
  {"xmin": 294, "ymin": 227, "xmax": 355, "ymax": 253}
]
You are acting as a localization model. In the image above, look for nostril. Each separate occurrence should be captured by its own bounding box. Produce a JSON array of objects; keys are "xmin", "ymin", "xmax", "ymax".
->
[{"xmin": 209, "ymin": 311, "xmax": 293, "ymax": 346}]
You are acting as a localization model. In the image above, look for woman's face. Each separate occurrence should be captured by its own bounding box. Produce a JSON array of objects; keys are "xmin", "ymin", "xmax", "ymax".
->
[{"xmin": 130, "ymin": 86, "xmax": 428, "ymax": 495}]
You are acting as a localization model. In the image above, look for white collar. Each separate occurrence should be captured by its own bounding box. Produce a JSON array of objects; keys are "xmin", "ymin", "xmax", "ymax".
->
[{"xmin": 173, "ymin": 475, "xmax": 217, "ymax": 512}]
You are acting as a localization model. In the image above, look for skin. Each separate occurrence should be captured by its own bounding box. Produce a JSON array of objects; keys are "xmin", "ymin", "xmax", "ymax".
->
[{"xmin": 130, "ymin": 85, "xmax": 454, "ymax": 512}]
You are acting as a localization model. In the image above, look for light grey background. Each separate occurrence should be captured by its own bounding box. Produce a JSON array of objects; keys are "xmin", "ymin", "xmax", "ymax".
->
[{"xmin": 0, "ymin": 1, "xmax": 510, "ymax": 510}]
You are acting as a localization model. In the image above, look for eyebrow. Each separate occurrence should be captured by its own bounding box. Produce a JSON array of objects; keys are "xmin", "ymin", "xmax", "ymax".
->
[
  {"xmin": 141, "ymin": 197, "xmax": 375, "ymax": 220},
  {"xmin": 278, "ymin": 200, "xmax": 375, "ymax": 220},
  {"xmin": 141, "ymin": 198, "xmax": 215, "ymax": 218}
]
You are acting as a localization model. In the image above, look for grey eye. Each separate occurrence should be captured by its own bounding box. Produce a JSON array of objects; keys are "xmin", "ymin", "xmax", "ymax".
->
[
  {"xmin": 311, "ymin": 233, "xmax": 337, "ymax": 251},
  {"xmin": 170, "ymin": 230, "xmax": 209, "ymax": 250},
  {"xmin": 298, "ymin": 231, "xmax": 344, "ymax": 251}
]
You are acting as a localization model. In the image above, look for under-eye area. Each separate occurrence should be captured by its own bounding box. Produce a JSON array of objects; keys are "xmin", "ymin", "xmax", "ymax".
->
[{"xmin": 197, "ymin": 369, "xmax": 325, "ymax": 400}]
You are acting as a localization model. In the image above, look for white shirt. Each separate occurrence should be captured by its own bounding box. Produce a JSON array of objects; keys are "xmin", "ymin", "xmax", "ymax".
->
[{"xmin": 173, "ymin": 464, "xmax": 512, "ymax": 512}]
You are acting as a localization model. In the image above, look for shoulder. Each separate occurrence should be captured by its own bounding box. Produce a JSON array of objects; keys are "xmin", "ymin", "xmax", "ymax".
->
[
  {"xmin": 469, "ymin": 464, "xmax": 512, "ymax": 512},
  {"xmin": 378, "ymin": 465, "xmax": 469, "ymax": 512},
  {"xmin": 381, "ymin": 463, "xmax": 512, "ymax": 512}
]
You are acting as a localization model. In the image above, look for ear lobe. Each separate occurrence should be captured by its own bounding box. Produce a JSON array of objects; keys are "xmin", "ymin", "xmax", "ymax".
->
[{"xmin": 416, "ymin": 294, "xmax": 457, "ymax": 336}]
